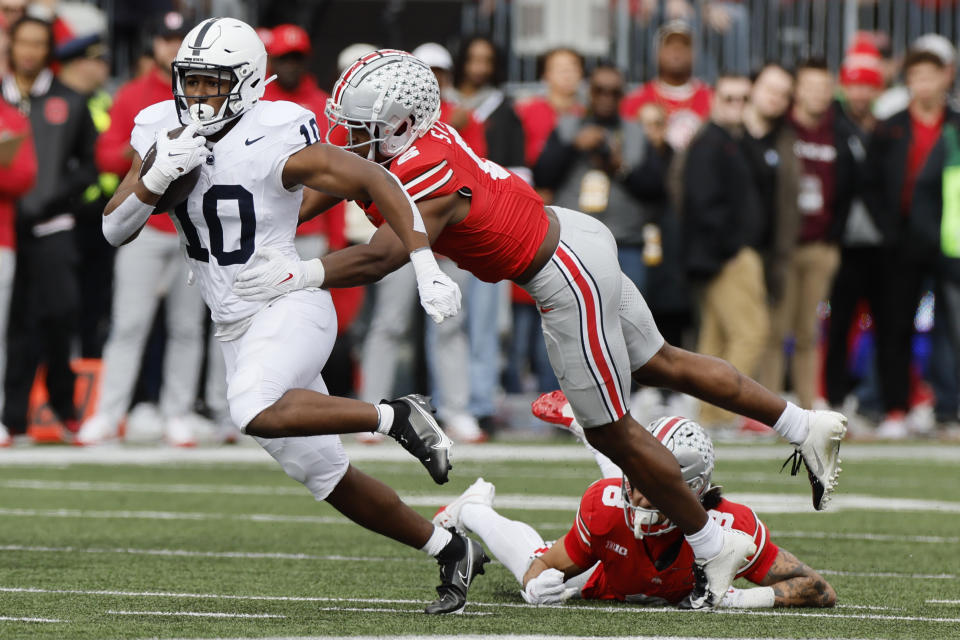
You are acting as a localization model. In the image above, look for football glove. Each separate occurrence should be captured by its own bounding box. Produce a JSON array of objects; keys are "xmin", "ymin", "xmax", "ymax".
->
[
  {"xmin": 520, "ymin": 568, "xmax": 577, "ymax": 605},
  {"xmin": 409, "ymin": 248, "xmax": 462, "ymax": 324},
  {"xmin": 232, "ymin": 246, "xmax": 325, "ymax": 301},
  {"xmin": 141, "ymin": 124, "xmax": 207, "ymax": 195}
]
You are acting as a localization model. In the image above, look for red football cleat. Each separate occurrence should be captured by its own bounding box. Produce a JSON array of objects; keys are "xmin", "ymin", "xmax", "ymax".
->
[{"xmin": 531, "ymin": 390, "xmax": 573, "ymax": 426}]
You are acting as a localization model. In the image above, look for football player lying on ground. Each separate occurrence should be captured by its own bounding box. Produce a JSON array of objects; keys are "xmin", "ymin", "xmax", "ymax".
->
[
  {"xmin": 433, "ymin": 401, "xmax": 836, "ymax": 609},
  {"xmin": 233, "ymin": 48, "xmax": 847, "ymax": 609},
  {"xmin": 100, "ymin": 18, "xmax": 486, "ymax": 614}
]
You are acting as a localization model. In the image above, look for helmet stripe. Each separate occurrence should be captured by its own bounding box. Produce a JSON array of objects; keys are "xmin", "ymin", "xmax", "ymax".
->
[
  {"xmin": 191, "ymin": 18, "xmax": 220, "ymax": 53},
  {"xmin": 333, "ymin": 49, "xmax": 415, "ymax": 106},
  {"xmin": 652, "ymin": 416, "xmax": 685, "ymax": 444}
]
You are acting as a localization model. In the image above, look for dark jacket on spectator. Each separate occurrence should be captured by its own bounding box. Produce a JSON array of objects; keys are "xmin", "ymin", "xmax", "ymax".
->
[
  {"xmin": 911, "ymin": 131, "xmax": 960, "ymax": 282},
  {"xmin": 676, "ymin": 121, "xmax": 763, "ymax": 280},
  {"xmin": 863, "ymin": 106, "xmax": 960, "ymax": 255},
  {"xmin": 739, "ymin": 120, "xmax": 801, "ymax": 302},
  {"xmin": 534, "ymin": 114, "xmax": 666, "ymax": 245},
  {"xmin": 470, "ymin": 88, "xmax": 526, "ymax": 170}
]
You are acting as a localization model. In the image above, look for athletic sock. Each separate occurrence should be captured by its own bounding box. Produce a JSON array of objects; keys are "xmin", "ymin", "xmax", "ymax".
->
[
  {"xmin": 685, "ymin": 515, "xmax": 723, "ymax": 561},
  {"xmin": 420, "ymin": 525, "xmax": 456, "ymax": 559},
  {"xmin": 772, "ymin": 401, "xmax": 809, "ymax": 446},
  {"xmin": 461, "ymin": 503, "xmax": 544, "ymax": 583},
  {"xmin": 374, "ymin": 403, "xmax": 395, "ymax": 435},
  {"xmin": 434, "ymin": 528, "xmax": 465, "ymax": 564}
]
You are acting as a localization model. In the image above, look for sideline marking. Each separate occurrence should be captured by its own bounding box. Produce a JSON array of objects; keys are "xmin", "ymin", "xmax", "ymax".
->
[
  {"xmin": 107, "ymin": 610, "xmax": 284, "ymax": 619},
  {"xmin": 0, "ymin": 615, "xmax": 64, "ymax": 623}
]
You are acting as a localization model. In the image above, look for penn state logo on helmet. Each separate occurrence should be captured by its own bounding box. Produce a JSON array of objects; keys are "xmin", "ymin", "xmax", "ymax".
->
[
  {"xmin": 325, "ymin": 49, "xmax": 441, "ymax": 162},
  {"xmin": 172, "ymin": 17, "xmax": 270, "ymax": 135},
  {"xmin": 622, "ymin": 416, "xmax": 715, "ymax": 538}
]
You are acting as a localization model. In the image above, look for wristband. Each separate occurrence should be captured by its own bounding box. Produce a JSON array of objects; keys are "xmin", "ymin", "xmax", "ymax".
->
[
  {"xmin": 409, "ymin": 246, "xmax": 440, "ymax": 276},
  {"xmin": 141, "ymin": 165, "xmax": 173, "ymax": 196},
  {"xmin": 303, "ymin": 258, "xmax": 325, "ymax": 287},
  {"xmin": 102, "ymin": 192, "xmax": 154, "ymax": 246}
]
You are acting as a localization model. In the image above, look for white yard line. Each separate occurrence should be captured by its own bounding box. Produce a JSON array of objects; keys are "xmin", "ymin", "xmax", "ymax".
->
[
  {"xmin": 0, "ymin": 615, "xmax": 64, "ymax": 623},
  {"xmin": 1, "ymin": 443, "xmax": 958, "ymax": 466},
  {"xmin": 0, "ymin": 545, "xmax": 416, "ymax": 563},
  {"xmin": 819, "ymin": 569, "xmax": 956, "ymax": 579},
  {"xmin": 927, "ymin": 599, "xmax": 960, "ymax": 604},
  {"xmin": 106, "ymin": 610, "xmax": 285, "ymax": 619},
  {"xmin": 162, "ymin": 636, "xmax": 882, "ymax": 640}
]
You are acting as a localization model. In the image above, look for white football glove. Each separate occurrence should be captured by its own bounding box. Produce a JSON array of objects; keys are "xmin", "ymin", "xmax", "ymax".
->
[
  {"xmin": 409, "ymin": 248, "xmax": 462, "ymax": 324},
  {"xmin": 232, "ymin": 246, "xmax": 325, "ymax": 301},
  {"xmin": 141, "ymin": 124, "xmax": 207, "ymax": 195},
  {"xmin": 520, "ymin": 568, "xmax": 577, "ymax": 605}
]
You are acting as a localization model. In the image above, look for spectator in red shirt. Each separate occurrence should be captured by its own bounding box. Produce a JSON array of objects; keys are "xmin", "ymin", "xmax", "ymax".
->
[
  {"xmin": 515, "ymin": 47, "xmax": 585, "ymax": 171},
  {"xmin": 620, "ymin": 20, "xmax": 712, "ymax": 151},
  {"xmin": 77, "ymin": 12, "xmax": 207, "ymax": 447},
  {"xmin": 865, "ymin": 48, "xmax": 957, "ymax": 438},
  {"xmin": 0, "ymin": 97, "xmax": 35, "ymax": 446}
]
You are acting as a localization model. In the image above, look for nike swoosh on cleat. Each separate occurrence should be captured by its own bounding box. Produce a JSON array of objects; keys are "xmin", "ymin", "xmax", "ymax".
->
[
  {"xmin": 168, "ymin": 152, "xmax": 188, "ymax": 157},
  {"xmin": 245, "ymin": 135, "xmax": 265, "ymax": 145},
  {"xmin": 810, "ymin": 449, "xmax": 825, "ymax": 477}
]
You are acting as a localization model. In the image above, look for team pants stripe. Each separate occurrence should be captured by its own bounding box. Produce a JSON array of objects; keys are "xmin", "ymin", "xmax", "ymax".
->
[{"xmin": 552, "ymin": 243, "xmax": 627, "ymax": 422}]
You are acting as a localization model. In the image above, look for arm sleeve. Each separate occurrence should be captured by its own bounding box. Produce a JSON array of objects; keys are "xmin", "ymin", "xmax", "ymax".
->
[{"xmin": 0, "ymin": 119, "xmax": 37, "ymax": 198}]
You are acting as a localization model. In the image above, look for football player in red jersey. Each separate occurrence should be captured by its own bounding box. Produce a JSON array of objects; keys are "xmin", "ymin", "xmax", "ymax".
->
[
  {"xmin": 233, "ymin": 49, "xmax": 847, "ymax": 609},
  {"xmin": 433, "ymin": 412, "xmax": 836, "ymax": 609}
]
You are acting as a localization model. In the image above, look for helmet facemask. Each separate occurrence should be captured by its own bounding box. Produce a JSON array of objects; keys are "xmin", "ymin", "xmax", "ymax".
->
[
  {"xmin": 173, "ymin": 63, "xmax": 248, "ymax": 135},
  {"xmin": 622, "ymin": 475, "xmax": 676, "ymax": 538},
  {"xmin": 623, "ymin": 416, "xmax": 715, "ymax": 539}
]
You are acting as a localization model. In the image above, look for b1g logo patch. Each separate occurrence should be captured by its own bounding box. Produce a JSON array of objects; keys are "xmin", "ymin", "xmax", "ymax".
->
[{"xmin": 44, "ymin": 97, "xmax": 69, "ymax": 125}]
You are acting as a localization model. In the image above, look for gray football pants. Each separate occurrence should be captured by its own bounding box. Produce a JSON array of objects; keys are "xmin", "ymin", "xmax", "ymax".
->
[{"xmin": 94, "ymin": 226, "xmax": 205, "ymax": 427}]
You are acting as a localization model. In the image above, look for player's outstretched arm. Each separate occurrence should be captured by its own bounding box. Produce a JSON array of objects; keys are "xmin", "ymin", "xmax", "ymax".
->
[
  {"xmin": 749, "ymin": 548, "xmax": 835, "ymax": 608},
  {"xmin": 282, "ymin": 144, "xmax": 461, "ymax": 322},
  {"xmin": 283, "ymin": 143, "xmax": 430, "ymax": 253},
  {"xmin": 520, "ymin": 543, "xmax": 586, "ymax": 605}
]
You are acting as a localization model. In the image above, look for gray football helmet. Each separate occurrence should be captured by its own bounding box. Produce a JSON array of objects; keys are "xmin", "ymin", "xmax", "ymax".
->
[
  {"xmin": 325, "ymin": 49, "xmax": 441, "ymax": 161},
  {"xmin": 623, "ymin": 415, "xmax": 715, "ymax": 538}
]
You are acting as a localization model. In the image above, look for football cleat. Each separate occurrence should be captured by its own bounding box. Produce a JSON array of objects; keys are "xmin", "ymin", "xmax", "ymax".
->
[
  {"xmin": 679, "ymin": 528, "xmax": 757, "ymax": 610},
  {"xmin": 385, "ymin": 394, "xmax": 453, "ymax": 484},
  {"xmin": 432, "ymin": 477, "xmax": 496, "ymax": 531},
  {"xmin": 782, "ymin": 410, "xmax": 847, "ymax": 510},
  {"xmin": 425, "ymin": 532, "xmax": 489, "ymax": 614},
  {"xmin": 75, "ymin": 414, "xmax": 119, "ymax": 446},
  {"xmin": 531, "ymin": 390, "xmax": 585, "ymax": 441},
  {"xmin": 164, "ymin": 416, "xmax": 197, "ymax": 448}
]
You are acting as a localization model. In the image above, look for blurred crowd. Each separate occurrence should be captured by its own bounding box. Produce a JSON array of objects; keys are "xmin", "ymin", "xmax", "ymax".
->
[{"xmin": 2, "ymin": 0, "xmax": 960, "ymax": 449}]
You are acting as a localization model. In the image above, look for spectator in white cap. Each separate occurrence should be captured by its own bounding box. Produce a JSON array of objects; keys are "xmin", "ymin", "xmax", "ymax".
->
[{"xmin": 875, "ymin": 32, "xmax": 956, "ymax": 120}]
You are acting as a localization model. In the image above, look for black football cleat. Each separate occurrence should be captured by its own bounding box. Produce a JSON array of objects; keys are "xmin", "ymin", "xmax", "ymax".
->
[
  {"xmin": 384, "ymin": 394, "xmax": 453, "ymax": 484},
  {"xmin": 425, "ymin": 534, "xmax": 489, "ymax": 614}
]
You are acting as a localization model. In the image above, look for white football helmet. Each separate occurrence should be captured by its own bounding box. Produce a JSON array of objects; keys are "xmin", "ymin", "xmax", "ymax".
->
[
  {"xmin": 623, "ymin": 416, "xmax": 715, "ymax": 538},
  {"xmin": 325, "ymin": 49, "xmax": 441, "ymax": 162},
  {"xmin": 172, "ymin": 17, "xmax": 269, "ymax": 135}
]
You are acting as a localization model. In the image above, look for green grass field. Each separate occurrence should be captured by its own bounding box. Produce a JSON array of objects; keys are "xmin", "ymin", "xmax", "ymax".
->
[{"xmin": 1, "ymin": 440, "xmax": 958, "ymax": 640}]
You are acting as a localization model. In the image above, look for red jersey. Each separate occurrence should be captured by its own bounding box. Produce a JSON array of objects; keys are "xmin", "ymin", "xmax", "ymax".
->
[
  {"xmin": 360, "ymin": 122, "xmax": 548, "ymax": 282},
  {"xmin": 620, "ymin": 79, "xmax": 712, "ymax": 150},
  {"xmin": 902, "ymin": 110, "xmax": 945, "ymax": 217},
  {"xmin": 0, "ymin": 100, "xmax": 37, "ymax": 249},
  {"xmin": 263, "ymin": 75, "xmax": 346, "ymax": 243},
  {"xmin": 563, "ymin": 478, "xmax": 778, "ymax": 605},
  {"xmin": 515, "ymin": 96, "xmax": 584, "ymax": 168},
  {"xmin": 439, "ymin": 101, "xmax": 488, "ymax": 159},
  {"xmin": 95, "ymin": 68, "xmax": 177, "ymax": 233}
]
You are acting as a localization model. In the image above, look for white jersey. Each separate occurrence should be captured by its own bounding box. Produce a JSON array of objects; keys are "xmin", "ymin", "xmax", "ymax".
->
[{"xmin": 131, "ymin": 99, "xmax": 320, "ymax": 326}]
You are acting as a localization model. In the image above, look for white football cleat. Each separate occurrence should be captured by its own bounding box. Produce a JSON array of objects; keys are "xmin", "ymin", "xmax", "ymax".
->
[
  {"xmin": 786, "ymin": 410, "xmax": 847, "ymax": 511},
  {"xmin": 164, "ymin": 416, "xmax": 197, "ymax": 448},
  {"xmin": 75, "ymin": 414, "xmax": 119, "ymax": 446},
  {"xmin": 680, "ymin": 528, "xmax": 757, "ymax": 610},
  {"xmin": 432, "ymin": 477, "xmax": 496, "ymax": 531}
]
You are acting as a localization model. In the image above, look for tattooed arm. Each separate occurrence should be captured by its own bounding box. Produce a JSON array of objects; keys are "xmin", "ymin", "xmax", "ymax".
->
[{"xmin": 758, "ymin": 548, "xmax": 836, "ymax": 608}]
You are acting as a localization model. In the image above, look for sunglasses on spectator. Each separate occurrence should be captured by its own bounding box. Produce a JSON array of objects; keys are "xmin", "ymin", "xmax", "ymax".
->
[
  {"xmin": 591, "ymin": 85, "xmax": 623, "ymax": 97},
  {"xmin": 719, "ymin": 94, "xmax": 749, "ymax": 104}
]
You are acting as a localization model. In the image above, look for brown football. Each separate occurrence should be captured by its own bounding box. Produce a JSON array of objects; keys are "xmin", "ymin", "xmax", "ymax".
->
[{"xmin": 139, "ymin": 125, "xmax": 203, "ymax": 214}]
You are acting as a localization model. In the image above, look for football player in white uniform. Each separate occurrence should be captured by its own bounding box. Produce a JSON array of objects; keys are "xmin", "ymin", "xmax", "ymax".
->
[{"xmin": 100, "ymin": 17, "xmax": 486, "ymax": 614}]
